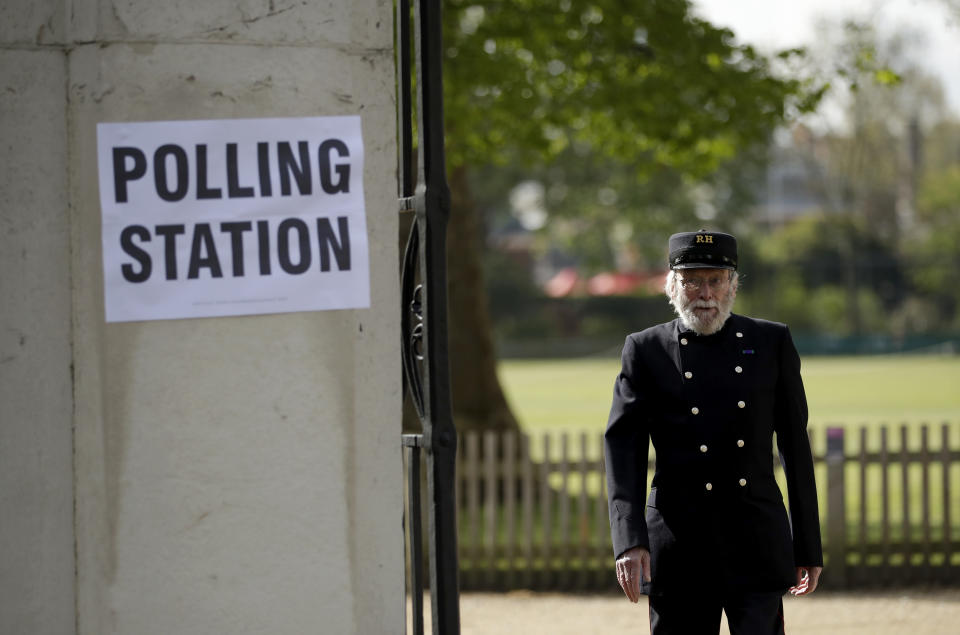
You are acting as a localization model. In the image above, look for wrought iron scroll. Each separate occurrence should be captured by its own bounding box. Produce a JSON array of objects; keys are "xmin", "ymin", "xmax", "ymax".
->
[{"xmin": 398, "ymin": 0, "xmax": 461, "ymax": 634}]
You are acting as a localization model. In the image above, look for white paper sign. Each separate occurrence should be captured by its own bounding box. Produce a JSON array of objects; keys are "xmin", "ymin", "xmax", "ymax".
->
[{"xmin": 97, "ymin": 116, "xmax": 370, "ymax": 322}]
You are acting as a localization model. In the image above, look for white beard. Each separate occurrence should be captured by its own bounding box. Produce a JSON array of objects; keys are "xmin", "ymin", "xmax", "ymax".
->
[{"xmin": 673, "ymin": 289, "xmax": 735, "ymax": 336}]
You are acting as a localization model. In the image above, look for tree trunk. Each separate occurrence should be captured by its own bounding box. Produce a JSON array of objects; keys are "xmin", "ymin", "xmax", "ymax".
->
[{"xmin": 446, "ymin": 165, "xmax": 519, "ymax": 434}]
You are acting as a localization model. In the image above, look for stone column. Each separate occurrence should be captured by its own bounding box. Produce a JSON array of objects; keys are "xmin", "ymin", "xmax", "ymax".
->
[
  {"xmin": 0, "ymin": 21, "xmax": 75, "ymax": 635},
  {"xmin": 1, "ymin": 2, "xmax": 403, "ymax": 633}
]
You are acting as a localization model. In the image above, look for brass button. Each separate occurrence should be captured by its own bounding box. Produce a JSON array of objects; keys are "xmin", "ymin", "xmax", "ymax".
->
[
  {"xmin": 691, "ymin": 407, "xmax": 700, "ymax": 415},
  {"xmin": 739, "ymin": 478, "xmax": 747, "ymax": 487},
  {"xmin": 705, "ymin": 482, "xmax": 713, "ymax": 491},
  {"xmin": 685, "ymin": 371, "xmax": 693, "ymax": 379},
  {"xmin": 737, "ymin": 401, "xmax": 746, "ymax": 409},
  {"xmin": 737, "ymin": 439, "xmax": 745, "ymax": 448},
  {"xmin": 700, "ymin": 444, "xmax": 708, "ymax": 453},
  {"xmin": 735, "ymin": 366, "xmax": 743, "ymax": 374}
]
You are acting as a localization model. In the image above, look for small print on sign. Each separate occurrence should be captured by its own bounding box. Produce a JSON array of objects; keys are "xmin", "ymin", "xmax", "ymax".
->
[{"xmin": 97, "ymin": 116, "xmax": 370, "ymax": 322}]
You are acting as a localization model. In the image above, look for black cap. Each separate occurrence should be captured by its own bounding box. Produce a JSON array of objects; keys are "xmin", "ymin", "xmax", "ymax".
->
[{"xmin": 668, "ymin": 230, "xmax": 737, "ymax": 270}]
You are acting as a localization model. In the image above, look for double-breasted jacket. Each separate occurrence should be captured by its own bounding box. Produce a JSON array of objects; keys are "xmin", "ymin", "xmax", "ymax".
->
[{"xmin": 604, "ymin": 314, "xmax": 823, "ymax": 595}]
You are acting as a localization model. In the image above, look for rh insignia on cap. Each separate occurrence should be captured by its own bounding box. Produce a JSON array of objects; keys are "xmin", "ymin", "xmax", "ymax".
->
[{"xmin": 667, "ymin": 230, "xmax": 738, "ymax": 271}]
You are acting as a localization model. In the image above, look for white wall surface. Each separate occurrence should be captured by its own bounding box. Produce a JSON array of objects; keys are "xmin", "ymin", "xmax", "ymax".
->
[
  {"xmin": 1, "ymin": 1, "xmax": 403, "ymax": 633},
  {"xmin": 0, "ymin": 47, "xmax": 76, "ymax": 635}
]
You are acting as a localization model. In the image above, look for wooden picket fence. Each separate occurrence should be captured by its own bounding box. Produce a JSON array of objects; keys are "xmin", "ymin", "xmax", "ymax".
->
[{"xmin": 454, "ymin": 423, "xmax": 960, "ymax": 591}]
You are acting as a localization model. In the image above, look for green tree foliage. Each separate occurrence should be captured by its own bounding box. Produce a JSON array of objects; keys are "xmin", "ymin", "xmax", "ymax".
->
[
  {"xmin": 443, "ymin": 0, "xmax": 820, "ymax": 173},
  {"xmin": 908, "ymin": 164, "xmax": 960, "ymax": 327},
  {"xmin": 428, "ymin": 0, "xmax": 823, "ymax": 432},
  {"xmin": 740, "ymin": 19, "xmax": 960, "ymax": 338},
  {"xmin": 741, "ymin": 214, "xmax": 901, "ymax": 335}
]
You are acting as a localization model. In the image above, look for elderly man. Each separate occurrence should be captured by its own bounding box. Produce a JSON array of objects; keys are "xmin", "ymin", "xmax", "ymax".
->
[{"xmin": 604, "ymin": 230, "xmax": 823, "ymax": 634}]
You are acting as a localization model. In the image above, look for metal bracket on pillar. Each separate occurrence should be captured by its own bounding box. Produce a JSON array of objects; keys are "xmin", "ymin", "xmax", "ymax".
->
[{"xmin": 397, "ymin": 1, "xmax": 460, "ymax": 633}]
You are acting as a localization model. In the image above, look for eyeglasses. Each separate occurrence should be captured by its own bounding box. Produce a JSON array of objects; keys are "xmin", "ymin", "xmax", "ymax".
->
[{"xmin": 678, "ymin": 274, "xmax": 729, "ymax": 291}]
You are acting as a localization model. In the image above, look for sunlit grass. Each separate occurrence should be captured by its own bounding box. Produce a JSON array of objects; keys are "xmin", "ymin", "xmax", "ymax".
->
[{"xmin": 497, "ymin": 355, "xmax": 960, "ymax": 438}]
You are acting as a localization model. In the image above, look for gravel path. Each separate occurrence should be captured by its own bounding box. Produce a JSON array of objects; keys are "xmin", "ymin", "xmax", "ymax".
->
[{"xmin": 410, "ymin": 590, "xmax": 960, "ymax": 634}]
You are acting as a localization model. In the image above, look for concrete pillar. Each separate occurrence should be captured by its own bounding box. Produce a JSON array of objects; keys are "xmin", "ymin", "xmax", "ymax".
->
[
  {"xmin": 1, "ymin": 2, "xmax": 403, "ymax": 634},
  {"xmin": 0, "ymin": 44, "xmax": 75, "ymax": 635}
]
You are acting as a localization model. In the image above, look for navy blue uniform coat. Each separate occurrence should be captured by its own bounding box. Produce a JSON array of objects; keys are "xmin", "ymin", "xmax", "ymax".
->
[{"xmin": 605, "ymin": 314, "xmax": 823, "ymax": 595}]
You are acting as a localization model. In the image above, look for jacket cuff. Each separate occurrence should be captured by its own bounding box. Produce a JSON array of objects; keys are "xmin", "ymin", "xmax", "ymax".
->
[{"xmin": 611, "ymin": 516, "xmax": 649, "ymax": 560}]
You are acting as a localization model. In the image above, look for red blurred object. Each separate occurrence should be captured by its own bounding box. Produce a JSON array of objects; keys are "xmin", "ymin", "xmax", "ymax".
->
[
  {"xmin": 587, "ymin": 271, "xmax": 667, "ymax": 296},
  {"xmin": 544, "ymin": 268, "xmax": 668, "ymax": 297},
  {"xmin": 544, "ymin": 267, "xmax": 581, "ymax": 298}
]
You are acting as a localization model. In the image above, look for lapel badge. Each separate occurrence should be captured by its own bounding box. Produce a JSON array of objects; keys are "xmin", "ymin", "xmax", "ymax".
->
[{"xmin": 742, "ymin": 349, "xmax": 755, "ymax": 354}]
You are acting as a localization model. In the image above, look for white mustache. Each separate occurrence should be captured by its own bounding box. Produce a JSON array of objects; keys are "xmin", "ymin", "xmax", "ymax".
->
[{"xmin": 690, "ymin": 300, "xmax": 719, "ymax": 309}]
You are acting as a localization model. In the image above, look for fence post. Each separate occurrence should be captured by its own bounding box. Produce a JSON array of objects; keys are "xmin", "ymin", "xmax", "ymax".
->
[
  {"xmin": 826, "ymin": 427, "xmax": 847, "ymax": 588},
  {"xmin": 942, "ymin": 424, "xmax": 953, "ymax": 585}
]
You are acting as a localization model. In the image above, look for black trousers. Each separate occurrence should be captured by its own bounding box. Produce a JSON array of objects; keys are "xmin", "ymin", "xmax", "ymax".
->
[{"xmin": 648, "ymin": 591, "xmax": 785, "ymax": 635}]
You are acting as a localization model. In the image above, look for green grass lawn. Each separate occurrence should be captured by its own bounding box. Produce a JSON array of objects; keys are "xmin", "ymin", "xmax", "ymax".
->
[
  {"xmin": 479, "ymin": 355, "xmax": 960, "ymax": 556},
  {"xmin": 497, "ymin": 355, "xmax": 960, "ymax": 449}
]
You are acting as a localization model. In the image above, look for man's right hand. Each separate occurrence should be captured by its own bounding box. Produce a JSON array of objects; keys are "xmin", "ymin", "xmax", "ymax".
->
[{"xmin": 615, "ymin": 546, "xmax": 651, "ymax": 603}]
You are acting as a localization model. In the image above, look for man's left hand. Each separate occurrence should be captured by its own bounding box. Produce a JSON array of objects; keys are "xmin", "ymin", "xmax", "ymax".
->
[{"xmin": 789, "ymin": 566, "xmax": 822, "ymax": 596}]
